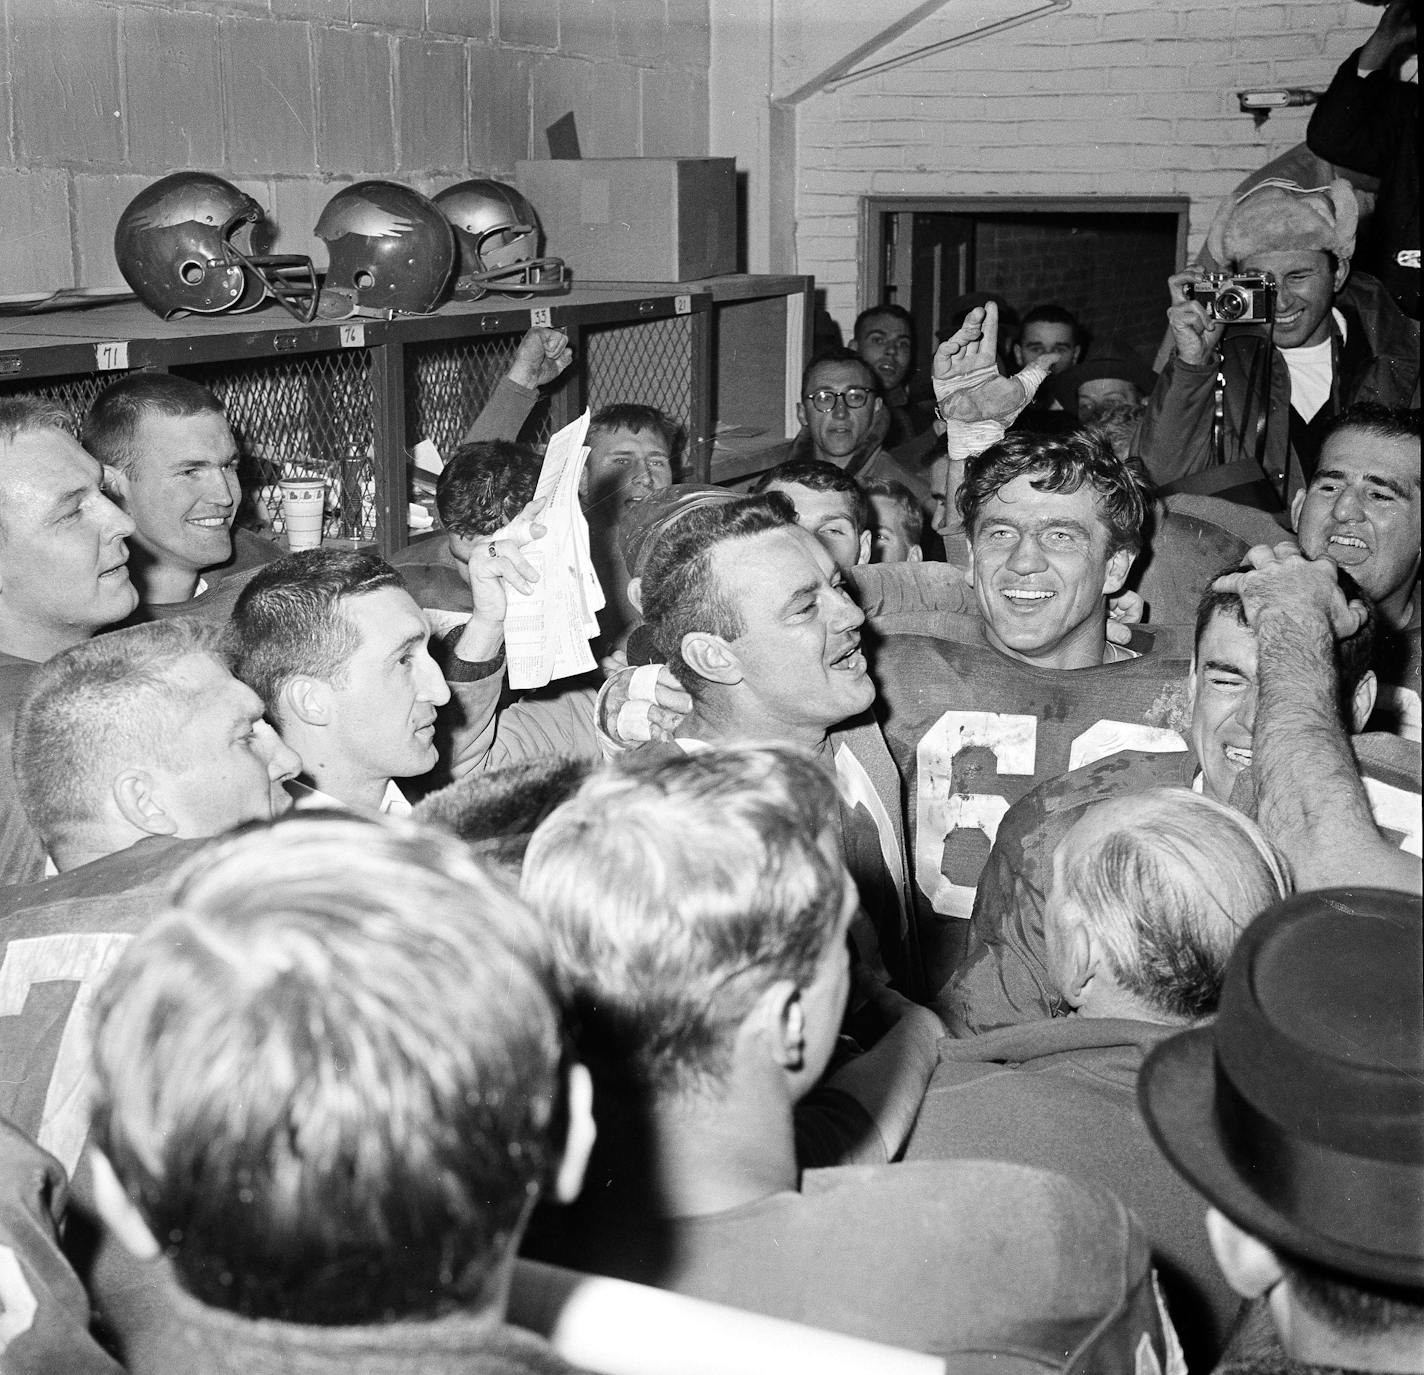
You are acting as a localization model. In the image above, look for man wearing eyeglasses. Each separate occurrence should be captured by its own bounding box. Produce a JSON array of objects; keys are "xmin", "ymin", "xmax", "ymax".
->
[{"xmin": 765, "ymin": 348, "xmax": 934, "ymax": 508}]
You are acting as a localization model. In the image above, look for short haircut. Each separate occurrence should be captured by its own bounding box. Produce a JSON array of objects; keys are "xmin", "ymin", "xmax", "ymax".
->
[
  {"xmin": 1021, "ymin": 303, "xmax": 1083, "ymax": 344},
  {"xmin": 1194, "ymin": 563, "xmax": 1376, "ymax": 719},
  {"xmin": 225, "ymin": 549, "xmax": 404, "ymax": 723},
  {"xmin": 435, "ymin": 438, "xmax": 539, "ymax": 538},
  {"xmin": 852, "ymin": 303, "xmax": 913, "ymax": 342},
  {"xmin": 89, "ymin": 812, "xmax": 567, "ymax": 1325},
  {"xmin": 13, "ymin": 618, "xmax": 224, "ymax": 853},
  {"xmin": 1057, "ymin": 788, "xmax": 1290, "ymax": 1021},
  {"xmin": 414, "ymin": 755, "xmax": 593, "ymax": 872},
  {"xmin": 520, "ymin": 743, "xmax": 845, "ymax": 1094},
  {"xmin": 865, "ymin": 477, "xmax": 924, "ymax": 545},
  {"xmin": 751, "ymin": 456, "xmax": 871, "ymax": 535},
  {"xmin": 82, "ymin": 372, "xmax": 227, "ymax": 475},
  {"xmin": 587, "ymin": 403, "xmax": 682, "ymax": 468},
  {"xmin": 957, "ymin": 428, "xmax": 1151, "ymax": 557},
  {"xmin": 1281, "ymin": 1255, "xmax": 1424, "ymax": 1340},
  {"xmin": 1322, "ymin": 401, "xmax": 1422, "ymax": 453},
  {"xmin": 0, "ymin": 398, "xmax": 78, "ymax": 542},
  {"xmin": 801, "ymin": 347, "xmax": 877, "ymax": 398},
  {"xmin": 640, "ymin": 492, "xmax": 796, "ymax": 699}
]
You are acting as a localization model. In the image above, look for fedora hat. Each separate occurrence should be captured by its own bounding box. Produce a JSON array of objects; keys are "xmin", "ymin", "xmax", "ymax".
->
[{"xmin": 1138, "ymin": 888, "xmax": 1424, "ymax": 1289}]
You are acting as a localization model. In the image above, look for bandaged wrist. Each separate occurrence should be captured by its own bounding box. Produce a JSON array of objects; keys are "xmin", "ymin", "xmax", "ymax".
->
[
  {"xmin": 627, "ymin": 663, "xmax": 663, "ymax": 702},
  {"xmin": 945, "ymin": 420, "xmax": 1006, "ymax": 463}
]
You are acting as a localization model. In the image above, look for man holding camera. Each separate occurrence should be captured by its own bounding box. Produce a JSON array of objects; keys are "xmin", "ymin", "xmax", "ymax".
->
[{"xmin": 1137, "ymin": 178, "xmax": 1418, "ymax": 514}]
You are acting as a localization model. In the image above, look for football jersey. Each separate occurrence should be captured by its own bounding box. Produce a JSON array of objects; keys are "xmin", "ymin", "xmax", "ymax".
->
[
  {"xmin": 0, "ymin": 838, "xmax": 206, "ymax": 1176},
  {"xmin": 872, "ymin": 619, "xmax": 1191, "ymax": 997}
]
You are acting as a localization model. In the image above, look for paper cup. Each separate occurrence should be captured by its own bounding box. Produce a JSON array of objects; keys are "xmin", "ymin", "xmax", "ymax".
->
[{"xmin": 278, "ymin": 478, "xmax": 327, "ymax": 551}]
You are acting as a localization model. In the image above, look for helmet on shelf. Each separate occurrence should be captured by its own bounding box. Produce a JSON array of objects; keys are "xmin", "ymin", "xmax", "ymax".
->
[
  {"xmin": 114, "ymin": 172, "xmax": 318, "ymax": 323},
  {"xmin": 314, "ymin": 181, "xmax": 456, "ymax": 320},
  {"xmin": 434, "ymin": 179, "xmax": 570, "ymax": 300}
]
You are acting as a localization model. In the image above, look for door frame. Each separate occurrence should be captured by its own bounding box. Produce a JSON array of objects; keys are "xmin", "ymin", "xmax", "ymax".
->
[{"xmin": 858, "ymin": 195, "xmax": 1192, "ymax": 320}]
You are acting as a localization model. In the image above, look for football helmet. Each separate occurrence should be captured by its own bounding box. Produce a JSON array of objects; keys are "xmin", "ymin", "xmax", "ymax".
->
[
  {"xmin": 434, "ymin": 180, "xmax": 570, "ymax": 300},
  {"xmin": 114, "ymin": 172, "xmax": 318, "ymax": 322},
  {"xmin": 314, "ymin": 181, "xmax": 456, "ymax": 320}
]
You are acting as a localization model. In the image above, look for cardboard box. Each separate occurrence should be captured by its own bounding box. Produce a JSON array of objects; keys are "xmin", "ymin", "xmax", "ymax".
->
[{"xmin": 514, "ymin": 158, "xmax": 736, "ymax": 283}]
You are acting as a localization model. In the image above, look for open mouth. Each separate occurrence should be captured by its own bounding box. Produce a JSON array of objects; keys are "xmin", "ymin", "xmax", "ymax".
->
[
  {"xmin": 1274, "ymin": 310, "xmax": 1303, "ymax": 329},
  {"xmin": 189, "ymin": 515, "xmax": 232, "ymax": 530},
  {"xmin": 1326, "ymin": 533, "xmax": 1370, "ymax": 557},
  {"xmin": 829, "ymin": 639, "xmax": 866, "ymax": 673},
  {"xmin": 1002, "ymin": 588, "xmax": 1054, "ymax": 606},
  {"xmin": 1223, "ymin": 745, "xmax": 1253, "ymax": 769}
]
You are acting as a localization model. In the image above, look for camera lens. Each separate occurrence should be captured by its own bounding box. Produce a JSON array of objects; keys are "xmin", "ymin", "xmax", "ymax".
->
[{"xmin": 1216, "ymin": 288, "xmax": 1248, "ymax": 322}]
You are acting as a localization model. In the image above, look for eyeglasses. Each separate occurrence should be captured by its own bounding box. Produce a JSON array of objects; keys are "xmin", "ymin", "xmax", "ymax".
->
[{"xmin": 804, "ymin": 387, "xmax": 872, "ymax": 413}]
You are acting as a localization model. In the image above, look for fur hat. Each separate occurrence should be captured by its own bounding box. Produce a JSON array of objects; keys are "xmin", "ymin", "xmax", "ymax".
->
[{"xmin": 1206, "ymin": 177, "xmax": 1358, "ymax": 269}]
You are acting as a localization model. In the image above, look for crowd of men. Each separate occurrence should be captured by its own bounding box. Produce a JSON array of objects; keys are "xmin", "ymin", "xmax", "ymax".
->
[{"xmin": 0, "ymin": 142, "xmax": 1420, "ymax": 1375}]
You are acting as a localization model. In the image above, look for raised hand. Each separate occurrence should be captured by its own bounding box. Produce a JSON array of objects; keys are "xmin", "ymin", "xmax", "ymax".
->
[{"xmin": 507, "ymin": 327, "xmax": 573, "ymax": 390}]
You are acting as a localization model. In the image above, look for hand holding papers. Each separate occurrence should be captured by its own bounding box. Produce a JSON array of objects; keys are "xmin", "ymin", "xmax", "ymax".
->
[{"xmin": 501, "ymin": 411, "xmax": 606, "ymax": 689}]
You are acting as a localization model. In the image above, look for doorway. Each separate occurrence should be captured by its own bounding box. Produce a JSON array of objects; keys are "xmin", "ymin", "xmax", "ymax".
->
[{"xmin": 861, "ymin": 196, "xmax": 1189, "ymax": 371}]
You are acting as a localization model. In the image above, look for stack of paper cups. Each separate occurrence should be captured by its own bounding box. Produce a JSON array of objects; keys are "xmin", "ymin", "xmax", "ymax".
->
[{"xmin": 279, "ymin": 478, "xmax": 326, "ymax": 551}]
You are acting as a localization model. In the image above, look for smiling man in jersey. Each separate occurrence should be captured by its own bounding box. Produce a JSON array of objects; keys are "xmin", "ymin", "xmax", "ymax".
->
[{"xmin": 83, "ymin": 373, "xmax": 282, "ymax": 622}]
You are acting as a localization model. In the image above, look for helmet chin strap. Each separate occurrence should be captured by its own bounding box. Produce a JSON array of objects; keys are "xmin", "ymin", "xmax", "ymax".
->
[{"xmin": 452, "ymin": 259, "xmax": 571, "ymax": 301}]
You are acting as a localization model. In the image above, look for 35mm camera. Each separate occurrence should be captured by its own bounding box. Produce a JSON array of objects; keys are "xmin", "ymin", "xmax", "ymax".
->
[{"xmin": 1184, "ymin": 272, "xmax": 1277, "ymax": 324}]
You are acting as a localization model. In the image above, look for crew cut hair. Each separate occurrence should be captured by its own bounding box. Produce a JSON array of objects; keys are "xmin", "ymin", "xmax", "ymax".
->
[
  {"xmin": 0, "ymin": 396, "xmax": 73, "ymax": 449},
  {"xmin": 1322, "ymin": 401, "xmax": 1422, "ymax": 451},
  {"xmin": 89, "ymin": 812, "xmax": 567, "ymax": 1325},
  {"xmin": 82, "ymin": 371, "xmax": 227, "ymax": 475},
  {"xmin": 800, "ymin": 347, "xmax": 878, "ymax": 399},
  {"xmin": 13, "ymin": 617, "xmax": 223, "ymax": 853},
  {"xmin": 1055, "ymin": 788, "xmax": 1290, "ymax": 1021},
  {"xmin": 957, "ymin": 428, "xmax": 1152, "ymax": 557},
  {"xmin": 751, "ymin": 456, "xmax": 871, "ymax": 536},
  {"xmin": 852, "ymin": 303, "xmax": 913, "ymax": 341},
  {"xmin": 639, "ymin": 492, "xmax": 796, "ymax": 700},
  {"xmin": 521, "ymin": 743, "xmax": 845, "ymax": 1095},
  {"xmin": 225, "ymin": 548, "xmax": 404, "ymax": 723},
  {"xmin": 435, "ymin": 438, "xmax": 539, "ymax": 538}
]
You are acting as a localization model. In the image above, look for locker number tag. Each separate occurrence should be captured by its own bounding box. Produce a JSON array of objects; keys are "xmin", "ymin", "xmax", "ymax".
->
[
  {"xmin": 530, "ymin": 307, "xmax": 553, "ymax": 328},
  {"xmin": 675, "ymin": 295, "xmax": 692, "ymax": 315},
  {"xmin": 95, "ymin": 342, "xmax": 129, "ymax": 371},
  {"xmin": 340, "ymin": 325, "xmax": 366, "ymax": 348}
]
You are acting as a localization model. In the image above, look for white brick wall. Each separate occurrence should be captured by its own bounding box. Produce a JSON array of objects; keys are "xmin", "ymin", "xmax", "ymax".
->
[{"xmin": 794, "ymin": 0, "xmax": 1372, "ymax": 330}]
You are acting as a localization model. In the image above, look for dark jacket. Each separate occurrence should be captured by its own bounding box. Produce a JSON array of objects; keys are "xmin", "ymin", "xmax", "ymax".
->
[{"xmin": 1136, "ymin": 271, "xmax": 1420, "ymax": 511}]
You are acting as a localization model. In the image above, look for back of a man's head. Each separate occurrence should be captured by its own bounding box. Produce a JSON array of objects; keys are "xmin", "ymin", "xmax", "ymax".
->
[
  {"xmin": 13, "ymin": 617, "xmax": 223, "ymax": 860},
  {"xmin": 435, "ymin": 438, "xmax": 539, "ymax": 539},
  {"xmin": 226, "ymin": 547, "xmax": 402, "ymax": 723},
  {"xmin": 521, "ymin": 744, "xmax": 844, "ymax": 1096},
  {"xmin": 82, "ymin": 372, "xmax": 226, "ymax": 476},
  {"xmin": 957, "ymin": 428, "xmax": 1151, "ymax": 559},
  {"xmin": 639, "ymin": 492, "xmax": 796, "ymax": 699},
  {"xmin": 89, "ymin": 812, "xmax": 569, "ymax": 1325},
  {"xmin": 1051, "ymin": 788, "xmax": 1289, "ymax": 1021}
]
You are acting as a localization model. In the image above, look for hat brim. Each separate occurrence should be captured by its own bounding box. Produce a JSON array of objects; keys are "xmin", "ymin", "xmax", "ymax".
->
[{"xmin": 1138, "ymin": 1029, "xmax": 1424, "ymax": 1290}]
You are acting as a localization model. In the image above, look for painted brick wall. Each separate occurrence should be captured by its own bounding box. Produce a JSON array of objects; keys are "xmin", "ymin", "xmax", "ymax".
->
[
  {"xmin": 0, "ymin": 0, "xmax": 710, "ymax": 295},
  {"xmin": 797, "ymin": 0, "xmax": 1372, "ymax": 335}
]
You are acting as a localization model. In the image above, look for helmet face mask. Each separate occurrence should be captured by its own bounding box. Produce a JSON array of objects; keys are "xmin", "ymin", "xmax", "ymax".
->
[
  {"xmin": 115, "ymin": 173, "xmax": 317, "ymax": 323},
  {"xmin": 314, "ymin": 181, "xmax": 457, "ymax": 320},
  {"xmin": 434, "ymin": 180, "xmax": 571, "ymax": 301}
]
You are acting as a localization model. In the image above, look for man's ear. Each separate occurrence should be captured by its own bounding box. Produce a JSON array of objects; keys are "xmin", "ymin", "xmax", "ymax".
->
[
  {"xmin": 1206, "ymin": 1208, "xmax": 1285, "ymax": 1302},
  {"xmin": 907, "ymin": 543, "xmax": 923, "ymax": 563},
  {"xmin": 1101, "ymin": 546, "xmax": 1133, "ymax": 598},
  {"xmin": 88, "ymin": 1148, "xmax": 162, "ymax": 1262},
  {"xmin": 112, "ymin": 769, "xmax": 177, "ymax": 838},
  {"xmin": 104, "ymin": 464, "xmax": 133, "ymax": 508},
  {"xmin": 758, "ymin": 981, "xmax": 806, "ymax": 1071},
  {"xmin": 1349, "ymin": 669, "xmax": 1378, "ymax": 734},
  {"xmin": 1332, "ymin": 256, "xmax": 1351, "ymax": 295},
  {"xmin": 447, "ymin": 532, "xmax": 477, "ymax": 565},
  {"xmin": 681, "ymin": 631, "xmax": 742, "ymax": 687},
  {"xmin": 1288, "ymin": 488, "xmax": 1306, "ymax": 533},
  {"xmin": 553, "ymin": 1062, "xmax": 596, "ymax": 1206},
  {"xmin": 1055, "ymin": 913, "xmax": 1097, "ymax": 1009},
  {"xmin": 795, "ymin": 400, "xmax": 808, "ymax": 430},
  {"xmin": 1012, "ymin": 343, "xmax": 1025, "ymax": 369},
  {"xmin": 626, "ymin": 575, "xmax": 644, "ymax": 616},
  {"xmin": 283, "ymin": 676, "xmax": 330, "ymax": 728},
  {"xmin": 857, "ymin": 529, "xmax": 872, "ymax": 566},
  {"xmin": 1186, "ymin": 656, "xmax": 1199, "ymax": 717},
  {"xmin": 870, "ymin": 396, "xmax": 883, "ymax": 418}
]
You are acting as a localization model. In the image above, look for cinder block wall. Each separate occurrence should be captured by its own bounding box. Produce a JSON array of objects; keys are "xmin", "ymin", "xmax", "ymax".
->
[
  {"xmin": 0, "ymin": 0, "xmax": 711, "ymax": 296},
  {"xmin": 797, "ymin": 0, "xmax": 1371, "ymax": 328}
]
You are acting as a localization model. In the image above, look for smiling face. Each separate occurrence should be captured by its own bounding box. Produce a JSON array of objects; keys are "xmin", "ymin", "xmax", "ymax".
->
[
  {"xmin": 854, "ymin": 312, "xmax": 913, "ymax": 393},
  {"xmin": 763, "ymin": 481, "xmax": 870, "ymax": 572},
  {"xmin": 1240, "ymin": 248, "xmax": 1345, "ymax": 350},
  {"xmin": 709, "ymin": 524, "xmax": 874, "ymax": 737},
  {"xmin": 113, "ymin": 410, "xmax": 241, "ymax": 577},
  {"xmin": 582, "ymin": 424, "xmax": 674, "ymax": 526},
  {"xmin": 0, "ymin": 427, "xmax": 138, "ymax": 653},
  {"xmin": 1291, "ymin": 427, "xmax": 1421, "ymax": 621},
  {"xmin": 967, "ymin": 473, "xmax": 1132, "ymax": 670},
  {"xmin": 1188, "ymin": 610, "xmax": 1258, "ymax": 804},
  {"xmin": 798, "ymin": 360, "xmax": 882, "ymax": 467},
  {"xmin": 325, "ymin": 587, "xmax": 452, "ymax": 784},
  {"xmin": 156, "ymin": 654, "xmax": 302, "ymax": 834}
]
